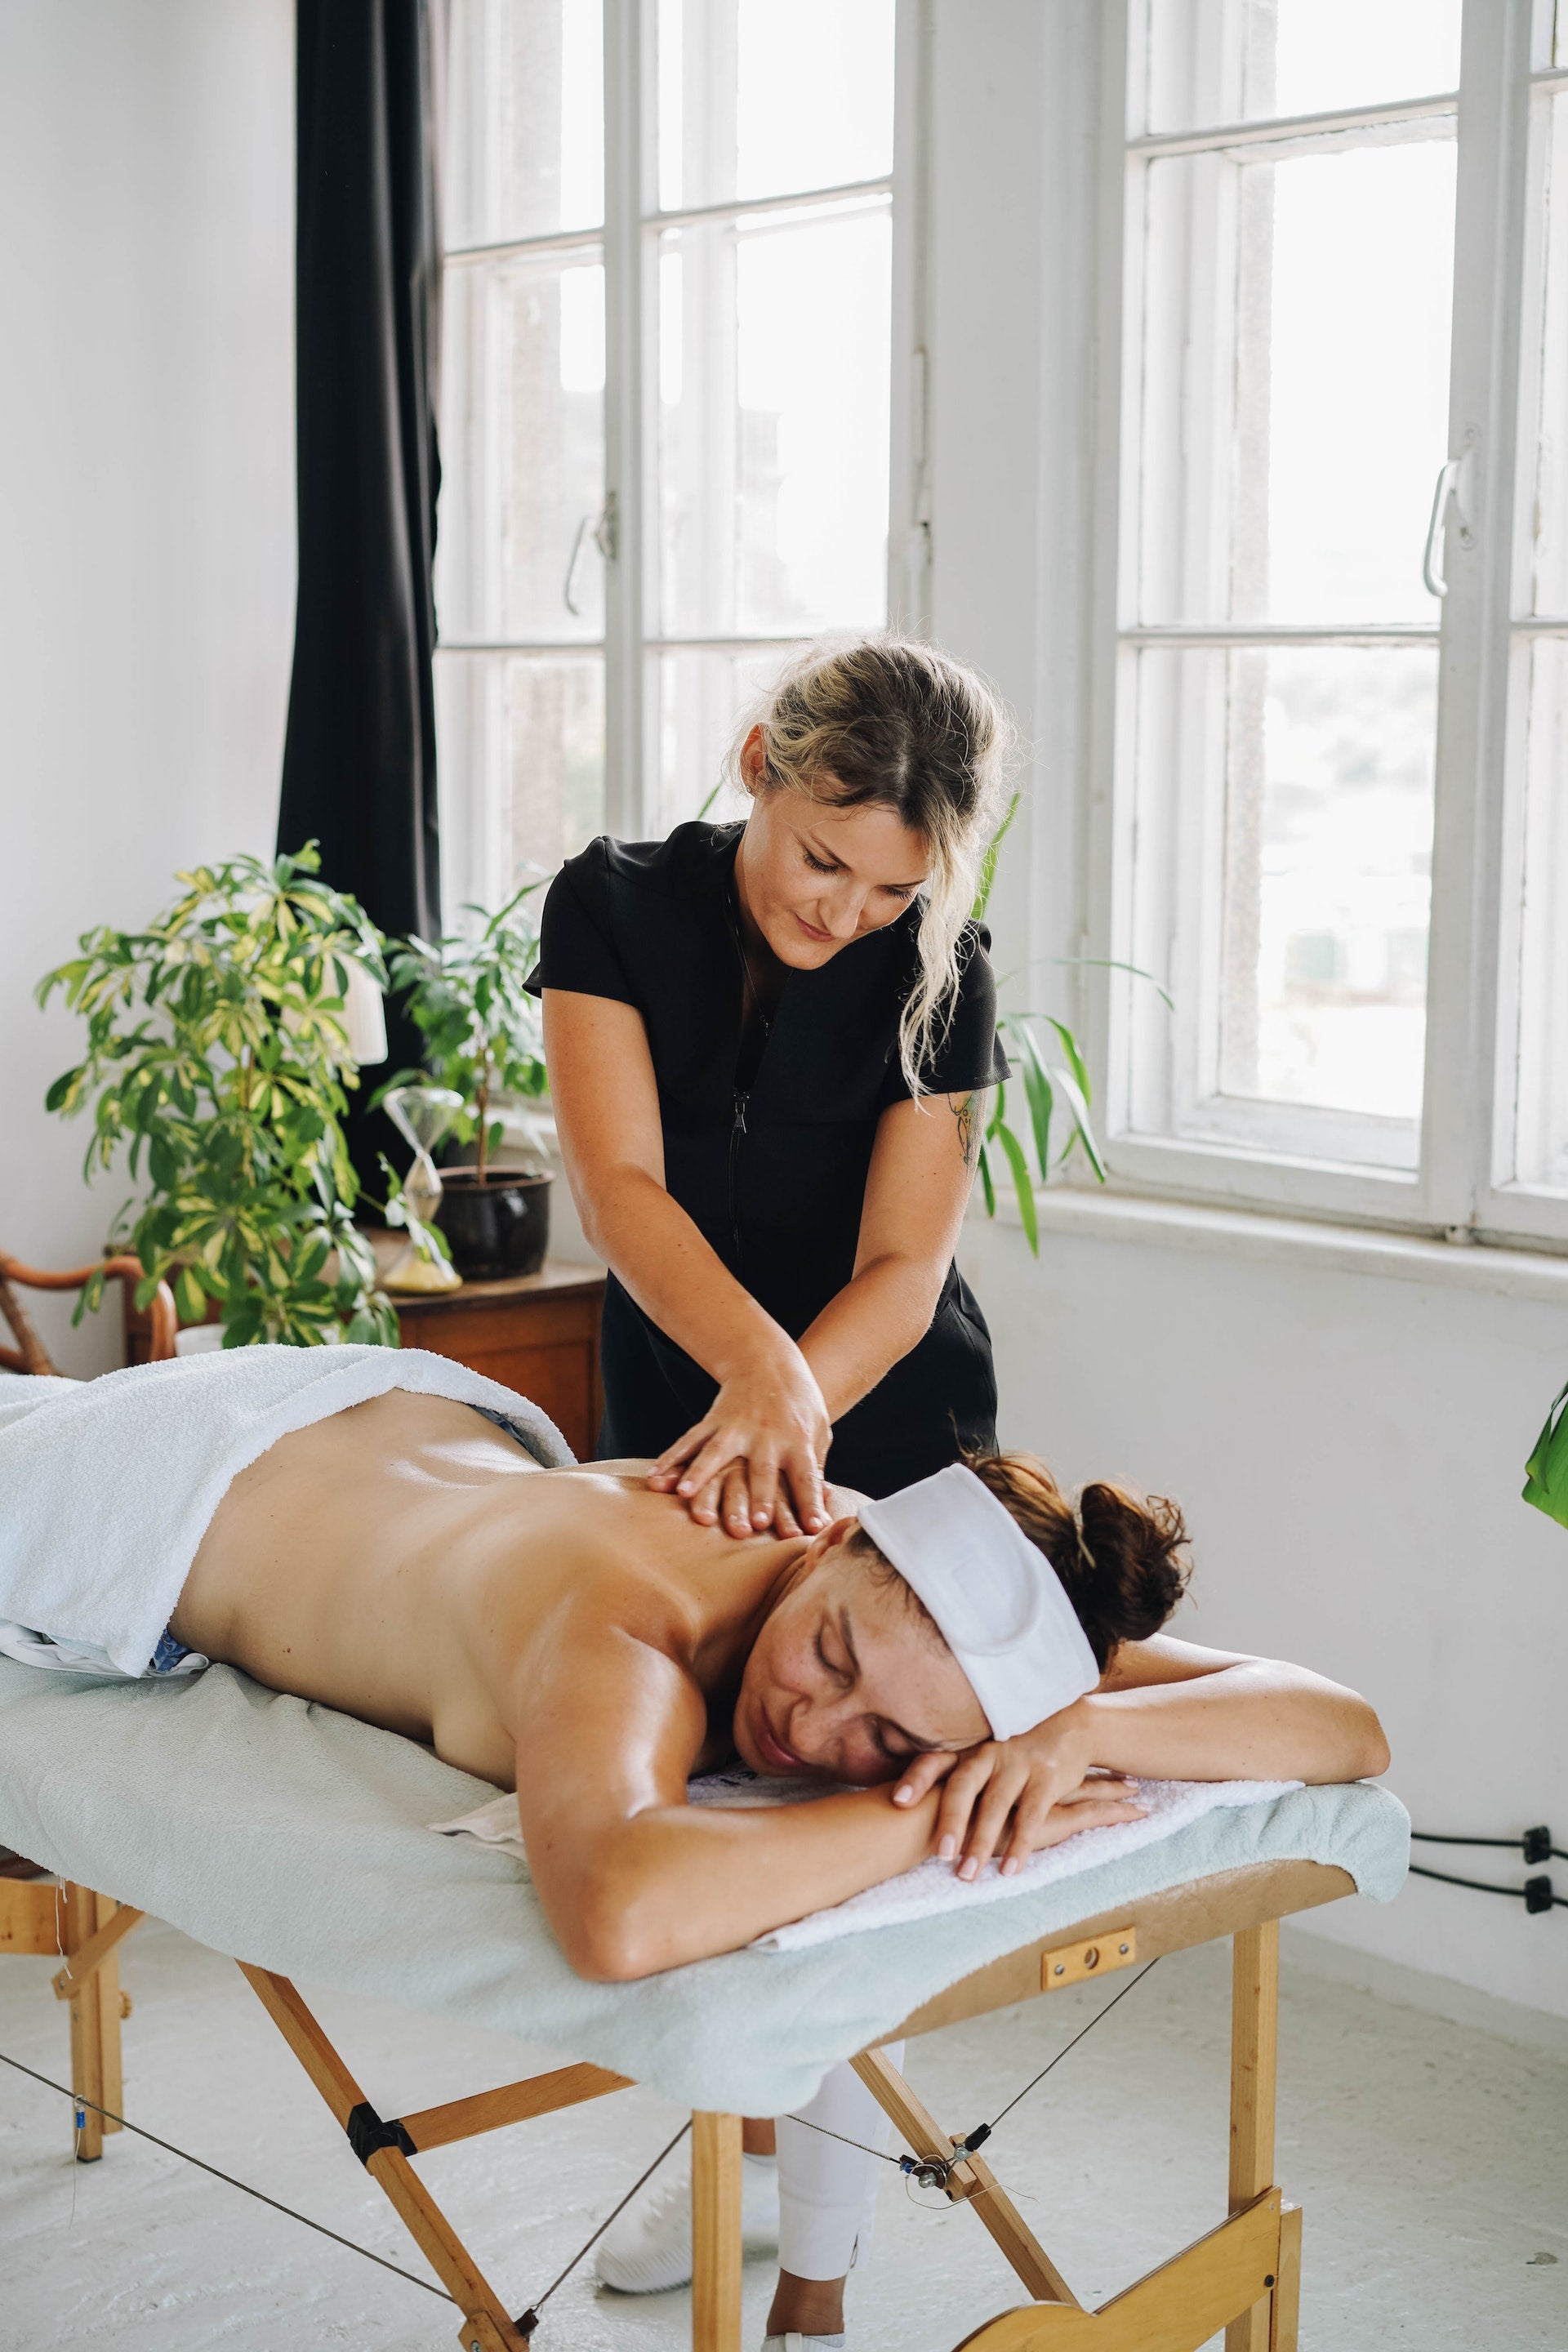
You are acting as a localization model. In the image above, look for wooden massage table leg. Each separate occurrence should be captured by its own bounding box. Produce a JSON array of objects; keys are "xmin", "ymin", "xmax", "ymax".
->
[
  {"xmin": 691, "ymin": 2111, "xmax": 743, "ymax": 2352},
  {"xmin": 59, "ymin": 1885, "xmax": 139, "ymax": 2163},
  {"xmin": 0, "ymin": 1875, "xmax": 136, "ymax": 2160},
  {"xmin": 851, "ymin": 2047, "xmax": 1080, "ymax": 2306},
  {"xmin": 1226, "ymin": 1921, "xmax": 1280, "ymax": 2352},
  {"xmin": 238, "ymin": 1965, "xmax": 536, "ymax": 2352}
]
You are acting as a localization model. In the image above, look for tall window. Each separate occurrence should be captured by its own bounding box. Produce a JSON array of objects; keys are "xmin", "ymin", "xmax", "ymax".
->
[
  {"xmin": 1101, "ymin": 0, "xmax": 1568, "ymax": 1245},
  {"xmin": 436, "ymin": 0, "xmax": 897, "ymax": 912}
]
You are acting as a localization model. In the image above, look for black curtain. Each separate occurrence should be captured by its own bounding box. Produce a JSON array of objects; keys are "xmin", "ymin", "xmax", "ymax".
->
[{"xmin": 279, "ymin": 0, "xmax": 446, "ymax": 1183}]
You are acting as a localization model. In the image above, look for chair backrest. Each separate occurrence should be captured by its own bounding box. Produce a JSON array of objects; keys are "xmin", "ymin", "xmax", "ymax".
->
[{"xmin": 0, "ymin": 1253, "xmax": 176, "ymax": 1374}]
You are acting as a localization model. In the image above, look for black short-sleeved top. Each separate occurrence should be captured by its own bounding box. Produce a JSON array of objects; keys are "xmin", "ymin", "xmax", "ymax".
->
[{"xmin": 528, "ymin": 821, "xmax": 1008, "ymax": 1493}]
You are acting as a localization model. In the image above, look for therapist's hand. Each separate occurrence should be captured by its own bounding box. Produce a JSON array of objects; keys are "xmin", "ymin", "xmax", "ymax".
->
[
  {"xmin": 647, "ymin": 1343, "xmax": 831, "ymax": 1539},
  {"xmin": 889, "ymin": 1702, "xmax": 1146, "ymax": 1878}
]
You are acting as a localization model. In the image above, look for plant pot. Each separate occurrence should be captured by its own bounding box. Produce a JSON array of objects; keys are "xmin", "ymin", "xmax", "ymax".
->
[{"xmin": 435, "ymin": 1169, "xmax": 552, "ymax": 1281}]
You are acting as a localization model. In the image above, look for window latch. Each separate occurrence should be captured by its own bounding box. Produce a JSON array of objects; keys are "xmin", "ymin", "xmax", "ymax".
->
[
  {"xmin": 1422, "ymin": 430, "xmax": 1478, "ymax": 599},
  {"xmin": 564, "ymin": 495, "xmax": 617, "ymax": 615}
]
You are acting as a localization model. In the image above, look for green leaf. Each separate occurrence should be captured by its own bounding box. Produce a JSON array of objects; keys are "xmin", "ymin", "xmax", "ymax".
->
[
  {"xmin": 978, "ymin": 1136, "xmax": 996, "ymax": 1218},
  {"xmin": 1049, "ymin": 1061, "xmax": 1107, "ymax": 1182},
  {"xmin": 175, "ymin": 1266, "xmax": 207, "ymax": 1325},
  {"xmin": 1523, "ymin": 1379, "xmax": 1568, "ymax": 1532},
  {"xmin": 1042, "ymin": 1017, "xmax": 1091, "ymax": 1102},
  {"xmin": 1005, "ymin": 1018, "xmax": 1054, "ymax": 1178},
  {"xmin": 992, "ymin": 1119, "xmax": 1040, "ymax": 1254},
  {"xmin": 971, "ymin": 791, "xmax": 1021, "ymax": 923}
]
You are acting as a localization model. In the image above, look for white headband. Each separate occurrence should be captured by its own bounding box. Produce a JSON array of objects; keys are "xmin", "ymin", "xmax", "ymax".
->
[{"xmin": 858, "ymin": 1464, "xmax": 1101, "ymax": 1740}]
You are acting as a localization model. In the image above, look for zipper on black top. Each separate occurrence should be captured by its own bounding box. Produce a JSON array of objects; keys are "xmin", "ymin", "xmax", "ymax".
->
[{"xmin": 728, "ymin": 1089, "xmax": 748, "ymax": 1264}]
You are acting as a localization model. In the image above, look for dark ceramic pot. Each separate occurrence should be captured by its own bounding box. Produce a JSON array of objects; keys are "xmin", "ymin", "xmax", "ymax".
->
[{"xmin": 434, "ymin": 1169, "xmax": 552, "ymax": 1281}]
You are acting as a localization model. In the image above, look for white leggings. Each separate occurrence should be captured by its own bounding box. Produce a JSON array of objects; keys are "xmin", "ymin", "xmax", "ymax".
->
[{"xmin": 774, "ymin": 2043, "xmax": 904, "ymax": 2280}]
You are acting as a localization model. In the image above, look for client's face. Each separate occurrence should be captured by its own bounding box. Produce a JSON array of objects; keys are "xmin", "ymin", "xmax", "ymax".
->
[{"xmin": 733, "ymin": 1531, "xmax": 987, "ymax": 1785}]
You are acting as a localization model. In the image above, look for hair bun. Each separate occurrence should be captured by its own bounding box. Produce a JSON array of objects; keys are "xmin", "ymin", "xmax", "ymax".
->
[
  {"xmin": 1068, "ymin": 1483, "xmax": 1190, "ymax": 1662},
  {"xmin": 964, "ymin": 1450, "xmax": 1189, "ymax": 1668}
]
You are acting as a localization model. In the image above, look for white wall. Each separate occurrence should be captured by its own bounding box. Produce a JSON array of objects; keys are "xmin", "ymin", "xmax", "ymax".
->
[
  {"xmin": 0, "ymin": 0, "xmax": 296, "ymax": 1374},
  {"xmin": 928, "ymin": 1, "xmax": 1568, "ymax": 2018}
]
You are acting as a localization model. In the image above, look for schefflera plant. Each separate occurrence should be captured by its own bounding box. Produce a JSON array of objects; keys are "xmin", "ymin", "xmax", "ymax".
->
[{"xmin": 39, "ymin": 844, "xmax": 401, "ymax": 1348}]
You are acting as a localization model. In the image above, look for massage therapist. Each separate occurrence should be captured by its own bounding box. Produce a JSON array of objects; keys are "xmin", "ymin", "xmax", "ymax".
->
[{"xmin": 531, "ymin": 634, "xmax": 1012, "ymax": 1537}]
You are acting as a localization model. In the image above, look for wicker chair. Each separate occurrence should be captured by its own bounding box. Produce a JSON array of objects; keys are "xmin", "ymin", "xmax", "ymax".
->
[{"xmin": 0, "ymin": 1250, "xmax": 176, "ymax": 1376}]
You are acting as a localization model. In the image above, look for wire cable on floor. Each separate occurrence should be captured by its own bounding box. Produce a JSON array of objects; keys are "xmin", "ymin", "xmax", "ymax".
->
[{"xmin": 0, "ymin": 2048, "xmax": 453, "ymax": 2301}]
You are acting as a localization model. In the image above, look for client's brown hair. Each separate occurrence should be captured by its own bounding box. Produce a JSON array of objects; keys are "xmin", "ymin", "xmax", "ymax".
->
[{"xmin": 854, "ymin": 1449, "xmax": 1190, "ymax": 1671}]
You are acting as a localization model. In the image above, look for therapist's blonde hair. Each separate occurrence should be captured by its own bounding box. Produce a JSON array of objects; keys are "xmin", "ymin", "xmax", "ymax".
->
[{"xmin": 728, "ymin": 635, "xmax": 1015, "ymax": 1096}]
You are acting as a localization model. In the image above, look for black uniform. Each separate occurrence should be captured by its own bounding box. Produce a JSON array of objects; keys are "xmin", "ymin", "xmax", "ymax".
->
[{"xmin": 527, "ymin": 821, "xmax": 1008, "ymax": 1498}]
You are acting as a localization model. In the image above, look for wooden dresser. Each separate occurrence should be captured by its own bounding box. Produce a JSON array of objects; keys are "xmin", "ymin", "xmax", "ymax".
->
[
  {"xmin": 390, "ymin": 1263, "xmax": 604, "ymax": 1459},
  {"xmin": 126, "ymin": 1262, "xmax": 607, "ymax": 1463}
]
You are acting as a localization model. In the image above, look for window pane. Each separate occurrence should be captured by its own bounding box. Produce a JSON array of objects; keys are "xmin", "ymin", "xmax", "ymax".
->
[
  {"xmin": 1218, "ymin": 646, "xmax": 1436, "ymax": 1121},
  {"xmin": 1512, "ymin": 642, "xmax": 1568, "ymax": 1192},
  {"xmin": 1524, "ymin": 94, "xmax": 1568, "ymax": 617},
  {"xmin": 438, "ymin": 253, "xmax": 606, "ymax": 643},
  {"xmin": 446, "ymin": 0, "xmax": 603, "ymax": 247},
  {"xmin": 1131, "ymin": 644, "xmax": 1435, "ymax": 1139},
  {"xmin": 653, "ymin": 645, "xmax": 804, "ymax": 835},
  {"xmin": 657, "ymin": 203, "xmax": 891, "ymax": 638},
  {"xmin": 657, "ymin": 0, "xmax": 893, "ymax": 214},
  {"xmin": 1138, "ymin": 140, "xmax": 1454, "ymax": 625},
  {"xmin": 1142, "ymin": 0, "xmax": 1461, "ymax": 136},
  {"xmin": 436, "ymin": 653, "xmax": 605, "ymax": 900}
]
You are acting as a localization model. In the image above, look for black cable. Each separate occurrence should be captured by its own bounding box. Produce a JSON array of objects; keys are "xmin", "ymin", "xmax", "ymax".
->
[
  {"xmin": 785, "ymin": 1953, "xmax": 1163, "ymax": 2176},
  {"xmin": 0, "ymin": 2048, "xmax": 452, "ymax": 2301},
  {"xmin": 984, "ymin": 1956, "xmax": 1162, "ymax": 2136},
  {"xmin": 1411, "ymin": 1828, "xmax": 1566, "ymax": 1863},
  {"xmin": 1411, "ymin": 1833, "xmax": 1526, "ymax": 1849},
  {"xmin": 514, "ymin": 2118, "xmax": 692, "ymax": 2334},
  {"xmin": 1409, "ymin": 1864, "xmax": 1566, "ymax": 1908}
]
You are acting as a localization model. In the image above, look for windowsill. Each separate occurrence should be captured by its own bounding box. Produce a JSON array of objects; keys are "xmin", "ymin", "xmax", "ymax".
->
[{"xmin": 972, "ymin": 1183, "xmax": 1568, "ymax": 1304}]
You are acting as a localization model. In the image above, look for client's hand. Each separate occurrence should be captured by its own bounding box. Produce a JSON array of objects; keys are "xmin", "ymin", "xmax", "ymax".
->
[
  {"xmin": 890, "ymin": 1702, "xmax": 1147, "ymax": 1879},
  {"xmin": 646, "ymin": 1343, "xmax": 832, "ymax": 1539}
]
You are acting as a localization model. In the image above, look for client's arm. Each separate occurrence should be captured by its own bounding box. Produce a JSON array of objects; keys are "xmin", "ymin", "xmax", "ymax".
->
[
  {"xmin": 889, "ymin": 1636, "xmax": 1390, "ymax": 1880},
  {"xmin": 510, "ymin": 1602, "xmax": 1139, "ymax": 1979}
]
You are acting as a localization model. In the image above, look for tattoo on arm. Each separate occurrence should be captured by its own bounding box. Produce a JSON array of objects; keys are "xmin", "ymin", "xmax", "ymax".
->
[{"xmin": 951, "ymin": 1092, "xmax": 981, "ymax": 1169}]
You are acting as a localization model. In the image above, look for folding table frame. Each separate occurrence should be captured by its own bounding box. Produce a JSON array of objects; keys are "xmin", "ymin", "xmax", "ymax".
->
[{"xmin": 3, "ymin": 1854, "xmax": 1349, "ymax": 2352}]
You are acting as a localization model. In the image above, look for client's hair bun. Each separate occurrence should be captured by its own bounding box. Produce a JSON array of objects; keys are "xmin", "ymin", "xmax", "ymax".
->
[{"xmin": 964, "ymin": 1450, "xmax": 1190, "ymax": 1669}]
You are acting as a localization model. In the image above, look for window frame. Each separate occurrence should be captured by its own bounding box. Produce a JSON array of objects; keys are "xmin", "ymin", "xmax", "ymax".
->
[
  {"xmin": 437, "ymin": 0, "xmax": 920, "ymax": 874},
  {"xmin": 1084, "ymin": 0, "xmax": 1568, "ymax": 1250}
]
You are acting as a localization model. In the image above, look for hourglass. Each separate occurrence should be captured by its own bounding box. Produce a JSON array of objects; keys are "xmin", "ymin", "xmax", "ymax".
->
[{"xmin": 380, "ymin": 1084, "xmax": 466, "ymax": 1293}]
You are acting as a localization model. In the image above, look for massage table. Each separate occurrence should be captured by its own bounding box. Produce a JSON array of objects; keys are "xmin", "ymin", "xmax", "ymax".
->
[{"xmin": 0, "ymin": 1654, "xmax": 1407, "ymax": 2352}]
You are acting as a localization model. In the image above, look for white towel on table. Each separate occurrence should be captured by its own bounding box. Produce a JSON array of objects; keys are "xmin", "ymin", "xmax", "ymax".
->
[
  {"xmin": 0, "ymin": 1349, "xmax": 572, "ymax": 1682},
  {"xmin": 432, "ymin": 1768, "xmax": 1301, "ymax": 1951}
]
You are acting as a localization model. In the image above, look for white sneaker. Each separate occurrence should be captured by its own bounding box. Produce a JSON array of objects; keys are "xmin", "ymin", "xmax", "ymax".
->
[
  {"xmin": 760, "ymin": 2336, "xmax": 846, "ymax": 2350},
  {"xmin": 595, "ymin": 2149, "xmax": 780, "ymax": 2293}
]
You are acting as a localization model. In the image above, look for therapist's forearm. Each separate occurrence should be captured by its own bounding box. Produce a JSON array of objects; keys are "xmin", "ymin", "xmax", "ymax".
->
[
  {"xmin": 577, "ymin": 1162, "xmax": 793, "ymax": 1382},
  {"xmin": 797, "ymin": 1251, "xmax": 947, "ymax": 1422}
]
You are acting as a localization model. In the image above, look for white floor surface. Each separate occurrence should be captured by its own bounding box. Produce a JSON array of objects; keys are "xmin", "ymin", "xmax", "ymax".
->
[{"xmin": 2, "ymin": 1912, "xmax": 1563, "ymax": 2351}]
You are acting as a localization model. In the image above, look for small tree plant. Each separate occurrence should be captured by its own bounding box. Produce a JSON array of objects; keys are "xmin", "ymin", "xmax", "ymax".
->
[
  {"xmin": 381, "ymin": 881, "xmax": 550, "ymax": 1183},
  {"xmin": 39, "ymin": 845, "xmax": 401, "ymax": 1348}
]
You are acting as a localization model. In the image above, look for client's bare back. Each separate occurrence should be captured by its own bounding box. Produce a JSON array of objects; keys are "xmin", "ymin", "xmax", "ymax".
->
[{"xmin": 170, "ymin": 1390, "xmax": 826, "ymax": 1784}]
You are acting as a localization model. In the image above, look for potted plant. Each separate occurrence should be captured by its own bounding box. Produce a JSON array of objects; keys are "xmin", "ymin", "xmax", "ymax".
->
[
  {"xmin": 969, "ymin": 797, "xmax": 1171, "ymax": 1252},
  {"xmin": 38, "ymin": 845, "xmax": 404, "ymax": 1348},
  {"xmin": 382, "ymin": 881, "xmax": 553, "ymax": 1281}
]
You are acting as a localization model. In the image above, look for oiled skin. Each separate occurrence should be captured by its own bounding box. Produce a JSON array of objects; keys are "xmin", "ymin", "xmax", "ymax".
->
[
  {"xmin": 167, "ymin": 1389, "xmax": 1387, "ymax": 1980},
  {"xmin": 171, "ymin": 1389, "xmax": 826, "ymax": 1789}
]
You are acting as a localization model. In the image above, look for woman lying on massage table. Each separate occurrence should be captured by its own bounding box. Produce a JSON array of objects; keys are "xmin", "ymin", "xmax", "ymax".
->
[{"xmin": 164, "ymin": 1382, "xmax": 1388, "ymax": 2352}]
